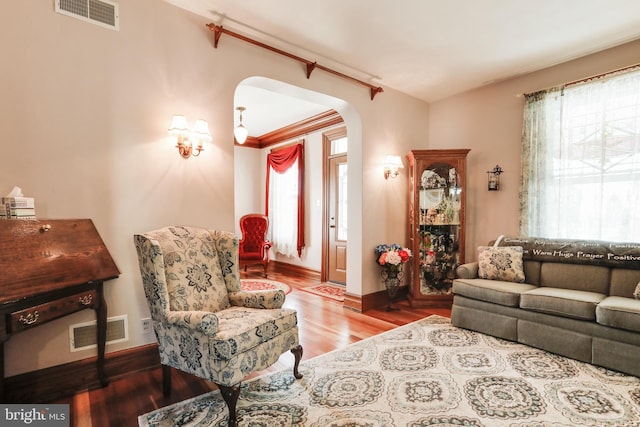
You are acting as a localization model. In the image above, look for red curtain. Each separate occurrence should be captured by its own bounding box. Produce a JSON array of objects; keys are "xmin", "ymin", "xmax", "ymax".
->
[{"xmin": 265, "ymin": 143, "xmax": 305, "ymax": 257}]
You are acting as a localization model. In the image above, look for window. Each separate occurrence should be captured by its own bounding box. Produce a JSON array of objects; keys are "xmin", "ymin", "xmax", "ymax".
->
[
  {"xmin": 331, "ymin": 136, "xmax": 348, "ymax": 155},
  {"xmin": 266, "ymin": 143, "xmax": 305, "ymax": 257},
  {"xmin": 330, "ymin": 136, "xmax": 348, "ymax": 241},
  {"xmin": 520, "ymin": 66, "xmax": 640, "ymax": 241}
]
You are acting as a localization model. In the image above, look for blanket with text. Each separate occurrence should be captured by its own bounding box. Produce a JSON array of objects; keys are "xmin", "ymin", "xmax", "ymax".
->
[{"xmin": 495, "ymin": 236, "xmax": 640, "ymax": 270}]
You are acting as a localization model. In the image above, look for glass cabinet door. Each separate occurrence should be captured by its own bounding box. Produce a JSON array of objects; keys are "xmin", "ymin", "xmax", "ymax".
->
[
  {"xmin": 407, "ymin": 149, "xmax": 469, "ymax": 308},
  {"xmin": 418, "ymin": 163, "xmax": 461, "ymax": 295}
]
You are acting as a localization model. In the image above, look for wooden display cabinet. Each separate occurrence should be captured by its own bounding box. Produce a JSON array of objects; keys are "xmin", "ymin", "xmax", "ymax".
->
[{"xmin": 406, "ymin": 149, "xmax": 470, "ymax": 307}]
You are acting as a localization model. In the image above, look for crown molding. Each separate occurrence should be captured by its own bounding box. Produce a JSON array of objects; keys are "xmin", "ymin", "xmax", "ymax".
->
[{"xmin": 235, "ymin": 109, "xmax": 344, "ymax": 149}]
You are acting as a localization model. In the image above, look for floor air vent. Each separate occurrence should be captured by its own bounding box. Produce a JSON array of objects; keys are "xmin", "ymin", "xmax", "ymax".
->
[
  {"xmin": 70, "ymin": 315, "xmax": 128, "ymax": 351},
  {"xmin": 55, "ymin": 0, "xmax": 119, "ymax": 31}
]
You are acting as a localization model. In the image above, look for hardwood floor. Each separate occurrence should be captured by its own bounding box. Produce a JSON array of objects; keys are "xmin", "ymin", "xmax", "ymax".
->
[{"xmin": 52, "ymin": 270, "xmax": 451, "ymax": 427}]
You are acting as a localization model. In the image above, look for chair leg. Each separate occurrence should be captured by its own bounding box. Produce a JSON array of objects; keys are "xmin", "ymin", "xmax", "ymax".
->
[
  {"xmin": 291, "ymin": 345, "xmax": 303, "ymax": 379},
  {"xmin": 262, "ymin": 262, "xmax": 268, "ymax": 278},
  {"xmin": 162, "ymin": 365, "xmax": 171, "ymax": 396},
  {"xmin": 218, "ymin": 383, "xmax": 241, "ymax": 427}
]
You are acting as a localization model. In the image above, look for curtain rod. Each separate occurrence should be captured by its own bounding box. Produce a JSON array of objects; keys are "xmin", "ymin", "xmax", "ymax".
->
[
  {"xmin": 524, "ymin": 62, "xmax": 640, "ymax": 96},
  {"xmin": 206, "ymin": 24, "xmax": 384, "ymax": 101},
  {"xmin": 564, "ymin": 62, "xmax": 640, "ymax": 87}
]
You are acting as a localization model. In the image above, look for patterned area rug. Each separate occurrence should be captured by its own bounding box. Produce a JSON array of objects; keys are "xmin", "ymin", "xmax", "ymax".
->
[
  {"xmin": 299, "ymin": 283, "xmax": 345, "ymax": 301},
  {"xmin": 138, "ymin": 315, "xmax": 640, "ymax": 426},
  {"xmin": 240, "ymin": 279, "xmax": 291, "ymax": 295}
]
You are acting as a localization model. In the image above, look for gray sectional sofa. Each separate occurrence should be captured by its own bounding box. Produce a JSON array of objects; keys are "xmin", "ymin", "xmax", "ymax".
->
[{"xmin": 451, "ymin": 236, "xmax": 640, "ymax": 377}]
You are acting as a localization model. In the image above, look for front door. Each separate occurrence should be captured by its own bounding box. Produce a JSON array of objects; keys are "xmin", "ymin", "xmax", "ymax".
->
[{"xmin": 322, "ymin": 128, "xmax": 348, "ymax": 284}]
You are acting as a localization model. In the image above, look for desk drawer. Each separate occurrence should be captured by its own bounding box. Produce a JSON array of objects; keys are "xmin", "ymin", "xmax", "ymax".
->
[{"xmin": 8, "ymin": 290, "xmax": 98, "ymax": 333}]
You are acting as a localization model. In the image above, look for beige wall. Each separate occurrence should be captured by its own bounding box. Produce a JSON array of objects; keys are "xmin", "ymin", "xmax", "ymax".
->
[
  {"xmin": 429, "ymin": 38, "xmax": 640, "ymax": 260},
  {"xmin": 2, "ymin": 1, "xmax": 637, "ymax": 377},
  {"xmin": 0, "ymin": 1, "xmax": 427, "ymax": 375}
]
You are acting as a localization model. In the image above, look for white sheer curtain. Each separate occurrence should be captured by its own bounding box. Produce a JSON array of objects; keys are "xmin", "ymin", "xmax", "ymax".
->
[
  {"xmin": 520, "ymin": 67, "xmax": 640, "ymax": 241},
  {"xmin": 268, "ymin": 160, "xmax": 300, "ymax": 257}
]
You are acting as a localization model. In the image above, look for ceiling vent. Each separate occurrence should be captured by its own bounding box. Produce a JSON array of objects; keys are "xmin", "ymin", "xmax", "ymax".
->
[{"xmin": 55, "ymin": 0, "xmax": 119, "ymax": 31}]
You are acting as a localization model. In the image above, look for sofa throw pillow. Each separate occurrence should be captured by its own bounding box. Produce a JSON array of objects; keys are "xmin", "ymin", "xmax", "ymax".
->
[
  {"xmin": 634, "ymin": 282, "xmax": 640, "ymax": 299},
  {"xmin": 478, "ymin": 246, "xmax": 525, "ymax": 283}
]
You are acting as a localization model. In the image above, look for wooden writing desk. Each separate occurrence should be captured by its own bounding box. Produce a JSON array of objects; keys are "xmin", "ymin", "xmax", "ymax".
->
[{"xmin": 0, "ymin": 219, "xmax": 119, "ymax": 402}]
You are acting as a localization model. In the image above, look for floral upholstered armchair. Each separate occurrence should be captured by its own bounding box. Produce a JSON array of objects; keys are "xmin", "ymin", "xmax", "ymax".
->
[{"xmin": 133, "ymin": 226, "xmax": 302, "ymax": 427}]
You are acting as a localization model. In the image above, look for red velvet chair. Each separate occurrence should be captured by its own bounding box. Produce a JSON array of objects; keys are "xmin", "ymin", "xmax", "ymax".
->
[{"xmin": 239, "ymin": 214, "xmax": 272, "ymax": 277}]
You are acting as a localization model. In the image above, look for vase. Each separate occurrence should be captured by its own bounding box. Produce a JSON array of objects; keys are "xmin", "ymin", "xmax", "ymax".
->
[{"xmin": 381, "ymin": 265, "xmax": 404, "ymax": 311}]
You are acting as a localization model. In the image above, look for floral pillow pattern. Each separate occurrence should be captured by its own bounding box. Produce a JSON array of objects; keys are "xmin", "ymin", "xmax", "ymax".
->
[
  {"xmin": 634, "ymin": 282, "xmax": 640, "ymax": 299},
  {"xmin": 478, "ymin": 246, "xmax": 525, "ymax": 283}
]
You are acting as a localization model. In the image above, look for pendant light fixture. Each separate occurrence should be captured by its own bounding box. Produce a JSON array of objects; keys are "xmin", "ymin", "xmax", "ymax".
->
[{"xmin": 234, "ymin": 106, "xmax": 248, "ymax": 144}]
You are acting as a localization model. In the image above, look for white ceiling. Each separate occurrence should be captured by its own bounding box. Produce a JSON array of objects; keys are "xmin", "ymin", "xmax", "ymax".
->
[
  {"xmin": 166, "ymin": 0, "xmax": 640, "ymax": 136},
  {"xmin": 233, "ymin": 83, "xmax": 332, "ymax": 136}
]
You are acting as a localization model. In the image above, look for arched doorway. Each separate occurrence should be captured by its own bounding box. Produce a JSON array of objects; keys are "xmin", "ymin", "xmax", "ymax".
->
[{"xmin": 232, "ymin": 77, "xmax": 363, "ymax": 295}]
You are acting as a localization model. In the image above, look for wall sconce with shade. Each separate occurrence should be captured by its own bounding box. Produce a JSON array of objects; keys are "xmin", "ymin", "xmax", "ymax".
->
[
  {"xmin": 384, "ymin": 155, "xmax": 404, "ymax": 179},
  {"xmin": 168, "ymin": 115, "xmax": 211, "ymax": 158},
  {"xmin": 234, "ymin": 106, "xmax": 248, "ymax": 144},
  {"xmin": 487, "ymin": 165, "xmax": 503, "ymax": 190}
]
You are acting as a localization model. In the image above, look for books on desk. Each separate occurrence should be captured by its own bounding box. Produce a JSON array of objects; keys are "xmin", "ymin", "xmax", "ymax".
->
[{"xmin": 1, "ymin": 197, "xmax": 36, "ymax": 219}]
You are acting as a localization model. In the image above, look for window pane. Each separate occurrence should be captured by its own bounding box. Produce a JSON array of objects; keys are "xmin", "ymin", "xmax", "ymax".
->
[
  {"xmin": 521, "ymin": 68, "xmax": 640, "ymax": 241},
  {"xmin": 337, "ymin": 162, "xmax": 348, "ymax": 240},
  {"xmin": 331, "ymin": 137, "xmax": 348, "ymax": 155},
  {"xmin": 268, "ymin": 162, "xmax": 300, "ymax": 257}
]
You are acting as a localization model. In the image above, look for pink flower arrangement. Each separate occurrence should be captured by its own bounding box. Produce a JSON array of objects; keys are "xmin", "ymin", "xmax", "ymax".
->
[{"xmin": 375, "ymin": 243, "xmax": 412, "ymax": 268}]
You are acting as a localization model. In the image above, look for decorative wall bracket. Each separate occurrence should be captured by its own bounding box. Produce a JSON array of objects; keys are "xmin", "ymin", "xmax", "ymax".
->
[{"xmin": 206, "ymin": 24, "xmax": 384, "ymax": 101}]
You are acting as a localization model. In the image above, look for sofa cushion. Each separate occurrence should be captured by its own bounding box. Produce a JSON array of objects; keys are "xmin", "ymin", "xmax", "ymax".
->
[
  {"xmin": 520, "ymin": 287, "xmax": 606, "ymax": 320},
  {"xmin": 597, "ymin": 296, "xmax": 640, "ymax": 332},
  {"xmin": 453, "ymin": 278, "xmax": 537, "ymax": 307},
  {"xmin": 522, "ymin": 260, "xmax": 541, "ymax": 285},
  {"xmin": 478, "ymin": 246, "xmax": 525, "ymax": 283},
  {"xmin": 609, "ymin": 268, "xmax": 640, "ymax": 297},
  {"xmin": 539, "ymin": 263, "xmax": 610, "ymax": 294},
  {"xmin": 635, "ymin": 282, "xmax": 640, "ymax": 299}
]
